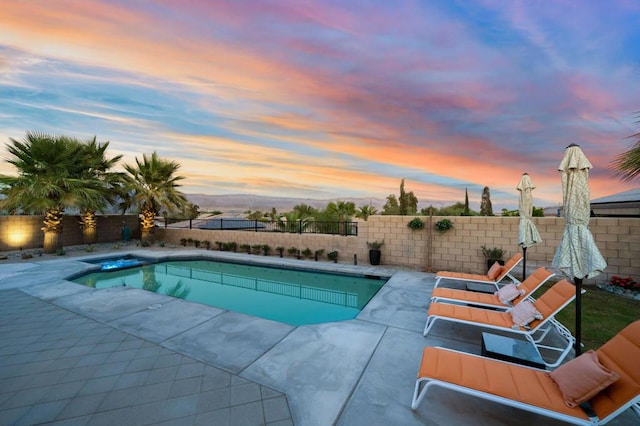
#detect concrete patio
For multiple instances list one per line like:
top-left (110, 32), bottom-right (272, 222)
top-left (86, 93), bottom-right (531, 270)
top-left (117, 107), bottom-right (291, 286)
top-left (1, 248), bottom-right (638, 425)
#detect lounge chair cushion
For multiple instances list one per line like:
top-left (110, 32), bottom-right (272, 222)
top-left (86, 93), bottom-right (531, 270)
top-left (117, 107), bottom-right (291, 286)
top-left (548, 350), bottom-right (620, 408)
top-left (495, 284), bottom-right (525, 305)
top-left (510, 300), bottom-right (543, 327)
top-left (487, 262), bottom-right (502, 280)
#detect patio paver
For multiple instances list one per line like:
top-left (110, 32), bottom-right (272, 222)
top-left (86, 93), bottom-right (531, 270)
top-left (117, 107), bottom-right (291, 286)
top-left (1, 248), bottom-right (639, 425)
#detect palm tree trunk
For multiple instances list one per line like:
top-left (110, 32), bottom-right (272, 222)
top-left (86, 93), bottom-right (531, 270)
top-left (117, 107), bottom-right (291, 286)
top-left (79, 209), bottom-right (97, 245)
top-left (140, 207), bottom-right (156, 242)
top-left (42, 206), bottom-right (64, 253)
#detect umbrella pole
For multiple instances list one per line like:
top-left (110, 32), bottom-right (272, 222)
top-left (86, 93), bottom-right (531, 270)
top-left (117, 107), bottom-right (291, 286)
top-left (575, 277), bottom-right (583, 356)
top-left (522, 247), bottom-right (527, 280)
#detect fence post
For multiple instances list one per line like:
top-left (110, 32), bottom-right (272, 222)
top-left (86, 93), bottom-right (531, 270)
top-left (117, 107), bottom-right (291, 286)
top-left (255, 220), bottom-right (258, 232)
top-left (299, 220), bottom-right (302, 234)
top-left (189, 219), bottom-right (192, 229)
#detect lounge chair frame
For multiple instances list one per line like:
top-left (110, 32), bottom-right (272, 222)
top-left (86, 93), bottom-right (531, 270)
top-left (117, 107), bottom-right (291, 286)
top-left (423, 280), bottom-right (577, 368)
top-left (412, 340), bottom-right (640, 425)
top-left (434, 252), bottom-right (523, 291)
top-left (411, 320), bottom-right (640, 425)
top-left (430, 267), bottom-right (555, 311)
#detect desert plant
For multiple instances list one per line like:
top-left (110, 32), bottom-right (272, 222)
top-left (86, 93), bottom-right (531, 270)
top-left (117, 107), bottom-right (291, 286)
top-left (251, 244), bottom-right (262, 254)
top-left (481, 245), bottom-right (505, 261)
top-left (302, 248), bottom-right (313, 258)
top-left (328, 250), bottom-right (339, 262)
top-left (85, 245), bottom-right (95, 253)
top-left (56, 248), bottom-right (66, 256)
top-left (434, 219), bottom-right (454, 234)
top-left (21, 251), bottom-right (33, 259)
top-left (226, 242), bottom-right (237, 252)
top-left (407, 217), bottom-right (425, 231)
top-left (216, 241), bottom-right (225, 250)
top-left (287, 246), bottom-right (298, 257)
top-left (201, 240), bottom-right (210, 249)
top-left (158, 241), bottom-right (165, 247)
top-left (193, 239), bottom-right (201, 248)
top-left (367, 240), bottom-right (385, 250)
top-left (276, 246), bottom-right (285, 257)
top-left (240, 243), bottom-right (251, 254)
top-left (262, 244), bottom-right (271, 256)
top-left (141, 240), bottom-right (151, 247)
top-left (187, 238), bottom-right (194, 246)
top-left (180, 238), bottom-right (187, 247)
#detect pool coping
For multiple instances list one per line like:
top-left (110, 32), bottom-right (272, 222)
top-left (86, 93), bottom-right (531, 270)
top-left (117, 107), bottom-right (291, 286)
top-left (69, 252), bottom-right (392, 327)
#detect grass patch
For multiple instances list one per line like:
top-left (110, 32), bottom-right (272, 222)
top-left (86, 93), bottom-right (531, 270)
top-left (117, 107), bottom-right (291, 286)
top-left (534, 282), bottom-right (640, 351)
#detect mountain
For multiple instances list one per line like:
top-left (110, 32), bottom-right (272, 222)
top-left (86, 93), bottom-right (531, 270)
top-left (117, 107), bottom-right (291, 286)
top-left (185, 193), bottom-right (386, 214)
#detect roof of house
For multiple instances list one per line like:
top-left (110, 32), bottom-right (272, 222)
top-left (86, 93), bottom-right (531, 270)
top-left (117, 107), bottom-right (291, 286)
top-left (591, 187), bottom-right (640, 204)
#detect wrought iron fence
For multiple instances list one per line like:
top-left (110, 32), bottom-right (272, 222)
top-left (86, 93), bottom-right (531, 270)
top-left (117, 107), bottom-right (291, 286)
top-left (161, 217), bottom-right (358, 236)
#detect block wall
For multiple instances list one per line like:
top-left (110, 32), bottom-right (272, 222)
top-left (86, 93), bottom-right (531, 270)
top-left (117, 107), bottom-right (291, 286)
top-left (0, 215), bottom-right (140, 251)
top-left (3, 214), bottom-right (638, 285)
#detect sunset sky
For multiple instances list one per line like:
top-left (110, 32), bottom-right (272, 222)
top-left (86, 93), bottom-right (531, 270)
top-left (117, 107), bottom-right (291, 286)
top-left (1, 0), bottom-right (639, 211)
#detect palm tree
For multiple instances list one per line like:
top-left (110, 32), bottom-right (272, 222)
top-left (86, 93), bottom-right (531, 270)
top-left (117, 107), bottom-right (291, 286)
top-left (121, 152), bottom-right (187, 241)
top-left (0, 132), bottom-right (104, 253)
top-left (77, 137), bottom-right (124, 244)
top-left (326, 200), bottom-right (355, 235)
top-left (611, 113), bottom-right (640, 182)
top-left (277, 211), bottom-right (310, 233)
top-left (355, 204), bottom-right (377, 221)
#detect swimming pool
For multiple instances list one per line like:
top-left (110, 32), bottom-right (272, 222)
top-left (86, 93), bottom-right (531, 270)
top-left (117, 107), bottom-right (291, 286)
top-left (72, 259), bottom-right (387, 325)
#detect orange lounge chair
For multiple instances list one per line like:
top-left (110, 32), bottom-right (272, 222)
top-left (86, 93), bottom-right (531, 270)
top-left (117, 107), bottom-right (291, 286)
top-left (434, 252), bottom-right (523, 290)
top-left (430, 267), bottom-right (555, 311)
top-left (424, 279), bottom-right (576, 368)
top-left (412, 320), bottom-right (640, 425)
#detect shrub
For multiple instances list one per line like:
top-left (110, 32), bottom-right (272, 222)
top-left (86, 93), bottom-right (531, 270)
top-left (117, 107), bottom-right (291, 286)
top-left (251, 244), bottom-right (262, 254)
top-left (609, 276), bottom-right (639, 291)
top-left (287, 246), bottom-right (298, 257)
top-left (180, 238), bottom-right (187, 247)
top-left (193, 239), bottom-right (201, 248)
top-left (201, 240), bottom-right (210, 249)
top-left (328, 250), bottom-right (339, 262)
top-left (85, 245), bottom-right (95, 253)
top-left (56, 248), bottom-right (66, 256)
top-left (276, 246), bottom-right (285, 257)
top-left (158, 240), bottom-right (166, 247)
top-left (225, 242), bottom-right (237, 252)
top-left (302, 248), bottom-right (313, 258)
top-left (240, 244), bottom-right (251, 254)
top-left (262, 244), bottom-right (271, 255)
top-left (407, 217), bottom-right (425, 230)
top-left (141, 240), bottom-right (151, 247)
top-left (434, 219), bottom-right (454, 234)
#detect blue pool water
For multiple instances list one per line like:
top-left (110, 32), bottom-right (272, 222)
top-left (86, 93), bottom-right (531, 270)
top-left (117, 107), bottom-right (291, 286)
top-left (72, 259), bottom-right (386, 325)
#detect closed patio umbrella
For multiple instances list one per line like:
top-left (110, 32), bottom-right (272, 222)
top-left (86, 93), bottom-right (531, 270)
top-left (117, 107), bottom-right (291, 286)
top-left (517, 173), bottom-right (542, 279)
top-left (552, 144), bottom-right (607, 356)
